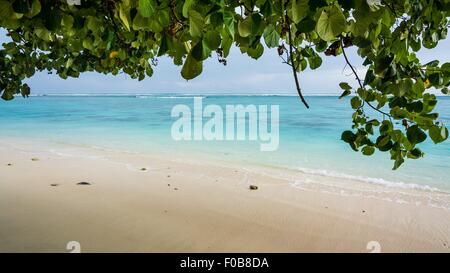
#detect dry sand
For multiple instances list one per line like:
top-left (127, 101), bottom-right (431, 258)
top-left (0, 138), bottom-right (449, 253)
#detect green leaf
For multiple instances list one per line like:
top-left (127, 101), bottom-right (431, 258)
top-left (291, 0), bottom-right (309, 24)
top-left (34, 27), bottom-right (52, 42)
top-left (263, 25), bottom-right (280, 48)
top-left (244, 43), bottom-right (264, 59)
top-left (407, 148), bottom-right (423, 159)
top-left (238, 16), bottom-right (252, 37)
top-left (20, 83), bottom-right (30, 97)
top-left (406, 125), bottom-right (427, 144)
top-left (298, 17), bottom-right (316, 33)
top-left (316, 5), bottom-right (346, 41)
top-left (223, 11), bottom-right (234, 37)
top-left (260, 0), bottom-right (273, 17)
top-left (209, 12), bottom-right (223, 28)
top-left (204, 30), bottom-right (221, 50)
top-left (12, 0), bottom-right (31, 14)
top-left (182, 0), bottom-right (195, 18)
top-left (221, 29), bottom-right (233, 57)
top-left (250, 14), bottom-right (264, 35)
top-left (339, 90), bottom-right (351, 99)
top-left (61, 15), bottom-right (74, 28)
top-left (429, 125), bottom-right (449, 144)
top-left (138, 0), bottom-right (156, 18)
top-left (341, 130), bottom-right (356, 143)
top-left (119, 5), bottom-right (131, 31)
top-left (27, 0), bottom-right (40, 18)
top-left (82, 37), bottom-right (94, 50)
top-left (1, 91), bottom-right (14, 101)
top-left (0, 1), bottom-right (14, 20)
top-left (374, 56), bottom-right (393, 76)
top-left (350, 96), bottom-right (362, 109)
top-left (189, 10), bottom-right (204, 38)
top-left (181, 54), bottom-right (203, 80)
top-left (191, 40), bottom-right (211, 61)
top-left (377, 135), bottom-right (391, 148)
top-left (362, 146), bottom-right (375, 156)
top-left (157, 33), bottom-right (170, 56)
top-left (339, 82), bottom-right (352, 90)
top-left (44, 9), bottom-right (61, 31)
top-left (392, 156), bottom-right (404, 170)
top-left (308, 55), bottom-right (322, 69)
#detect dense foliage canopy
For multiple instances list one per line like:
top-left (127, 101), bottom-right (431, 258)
top-left (0, 0), bottom-right (449, 168)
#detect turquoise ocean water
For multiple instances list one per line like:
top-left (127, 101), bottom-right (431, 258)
top-left (1, 95), bottom-right (449, 191)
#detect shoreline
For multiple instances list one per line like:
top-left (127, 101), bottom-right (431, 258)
top-left (1, 137), bottom-right (450, 252)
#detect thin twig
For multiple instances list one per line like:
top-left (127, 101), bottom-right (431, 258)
top-left (340, 39), bottom-right (396, 119)
top-left (287, 22), bottom-right (309, 108)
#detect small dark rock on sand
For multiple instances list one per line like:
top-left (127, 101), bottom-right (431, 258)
top-left (362, 210), bottom-right (366, 213)
top-left (6, 163), bottom-right (12, 166)
top-left (141, 168), bottom-right (147, 171)
top-left (174, 187), bottom-right (179, 190)
top-left (50, 183), bottom-right (59, 187)
top-left (249, 185), bottom-right (258, 190)
top-left (31, 158), bottom-right (39, 161)
top-left (77, 182), bottom-right (91, 185)
top-left (167, 175), bottom-right (171, 178)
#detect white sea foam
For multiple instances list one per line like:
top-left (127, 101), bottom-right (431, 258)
top-left (157, 96), bottom-right (205, 99)
top-left (135, 95), bottom-right (207, 99)
top-left (29, 93), bottom-right (341, 98)
top-left (295, 167), bottom-right (445, 193)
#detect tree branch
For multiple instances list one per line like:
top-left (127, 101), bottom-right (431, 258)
top-left (340, 39), bottom-right (395, 118)
top-left (287, 22), bottom-right (309, 108)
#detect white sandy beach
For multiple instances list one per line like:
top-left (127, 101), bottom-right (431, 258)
top-left (0, 138), bottom-right (449, 253)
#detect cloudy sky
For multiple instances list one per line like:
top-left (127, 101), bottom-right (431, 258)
top-left (1, 29), bottom-right (449, 95)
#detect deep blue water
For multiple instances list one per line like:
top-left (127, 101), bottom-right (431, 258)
top-left (1, 95), bottom-right (449, 191)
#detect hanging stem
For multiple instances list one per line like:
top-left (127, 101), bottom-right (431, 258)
top-left (286, 20), bottom-right (309, 108)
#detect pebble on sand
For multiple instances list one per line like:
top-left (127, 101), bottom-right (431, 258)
top-left (140, 168), bottom-right (147, 171)
top-left (50, 183), bottom-right (59, 187)
top-left (6, 163), bottom-right (12, 166)
top-left (31, 158), bottom-right (39, 161)
top-left (77, 182), bottom-right (91, 185)
top-left (249, 185), bottom-right (258, 190)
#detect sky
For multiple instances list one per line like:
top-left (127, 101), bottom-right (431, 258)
top-left (1, 29), bottom-right (449, 95)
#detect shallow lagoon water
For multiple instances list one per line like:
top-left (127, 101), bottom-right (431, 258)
top-left (1, 95), bottom-right (449, 191)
